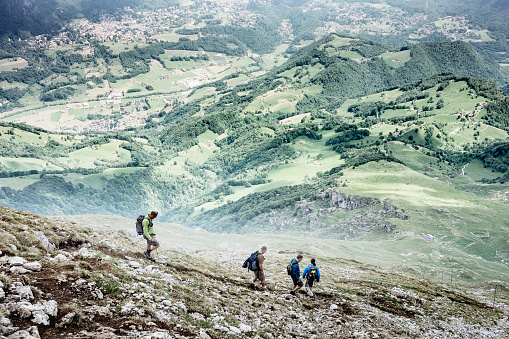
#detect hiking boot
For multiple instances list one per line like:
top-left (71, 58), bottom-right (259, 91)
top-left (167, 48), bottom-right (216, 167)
top-left (249, 282), bottom-right (255, 289)
top-left (290, 291), bottom-right (296, 295)
top-left (144, 251), bottom-right (155, 261)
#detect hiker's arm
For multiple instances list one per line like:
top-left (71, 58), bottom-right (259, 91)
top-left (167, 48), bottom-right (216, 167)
top-left (317, 267), bottom-right (320, 282)
top-left (302, 266), bottom-right (308, 278)
top-left (142, 218), bottom-right (152, 239)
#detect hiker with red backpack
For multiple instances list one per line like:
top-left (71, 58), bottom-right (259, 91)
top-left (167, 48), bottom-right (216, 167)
top-left (136, 211), bottom-right (160, 262)
top-left (302, 258), bottom-right (321, 297)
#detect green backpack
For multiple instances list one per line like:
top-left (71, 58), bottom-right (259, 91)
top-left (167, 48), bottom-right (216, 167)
top-left (287, 261), bottom-right (297, 275)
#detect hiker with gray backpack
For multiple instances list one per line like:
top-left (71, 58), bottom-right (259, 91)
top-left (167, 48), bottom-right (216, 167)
top-left (243, 246), bottom-right (267, 290)
top-left (135, 211), bottom-right (160, 262)
top-left (302, 258), bottom-right (321, 297)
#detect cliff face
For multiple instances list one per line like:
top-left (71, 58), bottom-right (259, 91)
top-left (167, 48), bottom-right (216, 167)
top-left (0, 206), bottom-right (508, 338)
top-left (254, 189), bottom-right (407, 238)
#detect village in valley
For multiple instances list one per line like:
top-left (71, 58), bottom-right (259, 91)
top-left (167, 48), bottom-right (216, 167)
top-left (0, 0), bottom-right (498, 133)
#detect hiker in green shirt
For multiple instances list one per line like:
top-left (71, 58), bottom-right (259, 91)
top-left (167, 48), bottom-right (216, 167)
top-left (143, 211), bottom-right (160, 261)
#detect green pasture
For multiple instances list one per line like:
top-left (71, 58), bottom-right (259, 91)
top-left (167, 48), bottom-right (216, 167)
top-left (58, 167), bottom-right (144, 189)
top-left (0, 80), bottom-right (27, 90)
top-left (321, 36), bottom-right (354, 49)
top-left (225, 74), bottom-right (250, 87)
top-left (0, 127), bottom-right (44, 145)
top-left (368, 123), bottom-right (399, 136)
top-left (157, 159), bottom-right (190, 177)
top-left (386, 142), bottom-right (446, 175)
top-left (157, 129), bottom-right (220, 176)
top-left (102, 42), bottom-right (148, 54)
top-left (338, 50), bottom-right (364, 60)
top-left (463, 159), bottom-right (504, 181)
top-left (0, 157), bottom-right (63, 172)
top-left (0, 58), bottom-right (28, 71)
top-left (0, 175), bottom-right (40, 190)
top-left (259, 43), bottom-right (289, 70)
top-left (379, 50), bottom-right (411, 68)
top-left (61, 139), bottom-right (131, 168)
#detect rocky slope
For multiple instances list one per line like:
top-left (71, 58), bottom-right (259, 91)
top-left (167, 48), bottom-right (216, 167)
top-left (0, 206), bottom-right (508, 338)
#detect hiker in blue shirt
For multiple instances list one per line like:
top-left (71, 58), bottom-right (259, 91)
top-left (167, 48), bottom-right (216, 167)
top-left (290, 254), bottom-right (304, 295)
top-left (302, 258), bottom-right (321, 297)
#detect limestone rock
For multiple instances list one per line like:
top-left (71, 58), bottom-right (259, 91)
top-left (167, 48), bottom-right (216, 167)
top-left (56, 312), bottom-right (75, 328)
top-left (33, 231), bottom-right (56, 250)
top-left (128, 261), bottom-right (142, 269)
top-left (41, 300), bottom-right (58, 317)
top-left (16, 286), bottom-right (34, 301)
top-left (8, 257), bottom-right (27, 266)
top-left (52, 254), bottom-right (69, 263)
top-left (10, 266), bottom-right (31, 274)
top-left (85, 306), bottom-right (111, 318)
top-left (23, 262), bottom-right (42, 272)
top-left (6, 329), bottom-right (39, 339)
top-left (239, 323), bottom-right (252, 332)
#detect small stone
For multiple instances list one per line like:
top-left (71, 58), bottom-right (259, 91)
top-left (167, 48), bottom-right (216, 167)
top-left (239, 323), bottom-right (252, 332)
top-left (9, 301), bottom-right (34, 318)
top-left (10, 266), bottom-right (31, 274)
top-left (56, 312), bottom-right (75, 328)
top-left (27, 326), bottom-right (41, 339)
top-left (31, 310), bottom-right (50, 325)
top-left (52, 254), bottom-right (69, 263)
top-left (85, 306), bottom-right (110, 317)
top-left (229, 326), bottom-right (241, 334)
top-left (330, 304), bottom-right (339, 310)
top-left (128, 261), bottom-right (141, 269)
top-left (5, 329), bottom-right (38, 339)
top-left (16, 286), bottom-right (34, 301)
top-left (23, 262), bottom-right (42, 272)
top-left (198, 329), bottom-right (211, 339)
top-left (41, 300), bottom-right (58, 317)
top-left (9, 244), bottom-right (17, 252)
top-left (8, 256), bottom-right (27, 266)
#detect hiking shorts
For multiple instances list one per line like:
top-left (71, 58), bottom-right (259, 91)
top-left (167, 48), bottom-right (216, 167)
top-left (292, 276), bottom-right (303, 287)
top-left (254, 270), bottom-right (265, 281)
top-left (144, 234), bottom-right (159, 247)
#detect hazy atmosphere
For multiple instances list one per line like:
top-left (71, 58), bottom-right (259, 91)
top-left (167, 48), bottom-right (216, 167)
top-left (0, 0), bottom-right (508, 338)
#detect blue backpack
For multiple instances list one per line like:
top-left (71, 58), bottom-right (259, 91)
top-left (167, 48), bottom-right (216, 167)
top-left (242, 252), bottom-right (259, 271)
